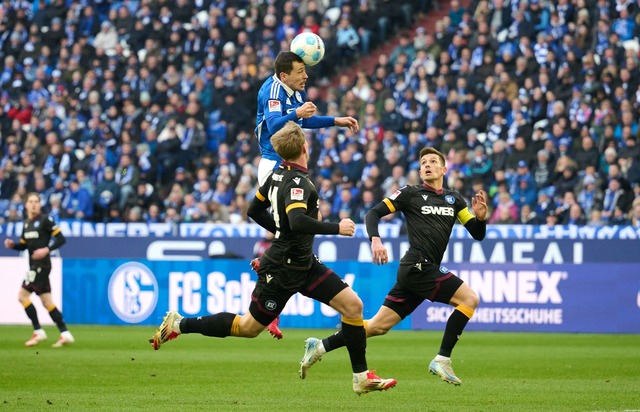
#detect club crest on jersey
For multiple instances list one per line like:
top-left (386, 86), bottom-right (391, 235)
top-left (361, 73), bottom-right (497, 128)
top-left (268, 100), bottom-right (281, 112)
top-left (389, 190), bottom-right (401, 200)
top-left (445, 195), bottom-right (455, 204)
top-left (291, 188), bottom-right (304, 200)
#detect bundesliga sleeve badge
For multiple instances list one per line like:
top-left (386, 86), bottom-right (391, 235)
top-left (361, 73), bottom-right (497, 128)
top-left (291, 188), bottom-right (304, 200)
top-left (268, 100), bottom-right (281, 112)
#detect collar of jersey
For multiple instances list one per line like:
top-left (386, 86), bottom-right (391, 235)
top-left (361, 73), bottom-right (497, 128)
top-left (272, 74), bottom-right (294, 97)
top-left (422, 182), bottom-right (444, 194)
top-left (280, 160), bottom-right (308, 174)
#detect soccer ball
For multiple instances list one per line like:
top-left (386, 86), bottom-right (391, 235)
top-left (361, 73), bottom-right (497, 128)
top-left (290, 32), bottom-right (325, 66)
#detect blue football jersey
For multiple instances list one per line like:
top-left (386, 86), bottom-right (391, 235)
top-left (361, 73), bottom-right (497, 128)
top-left (255, 75), bottom-right (307, 163)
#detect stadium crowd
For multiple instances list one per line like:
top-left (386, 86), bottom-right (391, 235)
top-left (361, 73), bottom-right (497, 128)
top-left (0, 0), bottom-right (639, 229)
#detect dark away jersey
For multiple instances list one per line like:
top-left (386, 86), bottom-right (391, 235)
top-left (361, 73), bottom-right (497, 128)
top-left (256, 161), bottom-right (320, 267)
top-left (19, 214), bottom-right (61, 268)
top-left (384, 184), bottom-right (476, 264)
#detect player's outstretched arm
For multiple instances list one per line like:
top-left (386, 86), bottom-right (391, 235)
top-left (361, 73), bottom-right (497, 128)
top-left (337, 218), bottom-right (355, 237)
top-left (334, 116), bottom-right (359, 133)
top-left (288, 208), bottom-right (340, 235)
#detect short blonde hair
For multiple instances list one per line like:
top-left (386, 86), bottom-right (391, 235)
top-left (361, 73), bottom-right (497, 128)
top-left (272, 121), bottom-right (306, 161)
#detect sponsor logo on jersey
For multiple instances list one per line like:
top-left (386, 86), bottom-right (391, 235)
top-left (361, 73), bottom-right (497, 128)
top-left (265, 300), bottom-right (277, 310)
top-left (421, 205), bottom-right (455, 216)
top-left (439, 265), bottom-right (449, 274)
top-left (445, 195), bottom-right (455, 204)
top-left (422, 195), bottom-right (428, 201)
top-left (272, 173), bottom-right (283, 181)
top-left (293, 177), bottom-right (301, 185)
top-left (24, 231), bottom-right (39, 239)
top-left (389, 190), bottom-right (401, 200)
top-left (266, 274), bottom-right (273, 283)
top-left (291, 188), bottom-right (304, 200)
top-left (108, 262), bottom-right (158, 323)
top-left (268, 100), bottom-right (281, 112)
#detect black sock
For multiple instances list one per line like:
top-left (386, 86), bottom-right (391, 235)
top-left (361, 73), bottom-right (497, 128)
top-left (322, 330), bottom-right (346, 352)
top-left (438, 309), bottom-right (471, 357)
top-left (48, 306), bottom-right (68, 333)
top-left (24, 303), bottom-right (41, 330)
top-left (342, 322), bottom-right (367, 373)
top-left (181, 313), bottom-right (237, 337)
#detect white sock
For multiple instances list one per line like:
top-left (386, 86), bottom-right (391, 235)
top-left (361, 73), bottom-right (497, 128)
top-left (317, 340), bottom-right (326, 355)
top-left (34, 328), bottom-right (45, 334)
top-left (353, 370), bottom-right (369, 382)
top-left (173, 319), bottom-right (182, 334)
top-left (435, 354), bottom-right (450, 362)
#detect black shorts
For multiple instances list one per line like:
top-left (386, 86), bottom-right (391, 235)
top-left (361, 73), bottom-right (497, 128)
top-left (382, 262), bottom-right (463, 319)
top-left (22, 266), bottom-right (52, 296)
top-left (249, 255), bottom-right (349, 326)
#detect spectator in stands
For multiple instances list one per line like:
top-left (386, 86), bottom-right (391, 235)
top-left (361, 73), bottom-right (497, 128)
top-left (629, 198), bottom-right (640, 227)
top-left (518, 204), bottom-right (539, 225)
top-left (335, 16), bottom-right (360, 68)
top-left (63, 178), bottom-right (93, 220)
top-left (489, 192), bottom-right (519, 224)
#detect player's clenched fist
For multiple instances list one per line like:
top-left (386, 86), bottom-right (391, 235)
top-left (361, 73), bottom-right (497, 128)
top-left (295, 102), bottom-right (317, 119)
top-left (338, 218), bottom-right (355, 237)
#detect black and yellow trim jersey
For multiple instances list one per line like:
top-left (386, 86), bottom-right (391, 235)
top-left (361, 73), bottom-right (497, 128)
top-left (383, 184), bottom-right (476, 264)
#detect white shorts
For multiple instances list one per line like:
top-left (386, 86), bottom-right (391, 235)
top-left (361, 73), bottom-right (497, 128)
top-left (257, 158), bottom-right (278, 186)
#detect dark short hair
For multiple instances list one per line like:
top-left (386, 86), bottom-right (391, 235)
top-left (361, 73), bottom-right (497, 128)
top-left (419, 147), bottom-right (446, 166)
top-left (274, 51), bottom-right (304, 79)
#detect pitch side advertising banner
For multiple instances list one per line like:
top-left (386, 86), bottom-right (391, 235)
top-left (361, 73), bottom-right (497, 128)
top-left (58, 259), bottom-right (640, 333)
top-left (412, 263), bottom-right (640, 333)
top-left (0, 237), bottom-right (638, 264)
top-left (60, 259), bottom-right (408, 329)
top-left (0, 257), bottom-right (63, 325)
top-left (2, 222), bottom-right (640, 240)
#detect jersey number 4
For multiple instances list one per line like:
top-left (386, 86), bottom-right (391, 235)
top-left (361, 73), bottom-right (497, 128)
top-left (268, 186), bottom-right (282, 239)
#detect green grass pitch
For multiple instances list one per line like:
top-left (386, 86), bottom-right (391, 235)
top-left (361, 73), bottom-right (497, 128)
top-left (1, 325), bottom-right (638, 411)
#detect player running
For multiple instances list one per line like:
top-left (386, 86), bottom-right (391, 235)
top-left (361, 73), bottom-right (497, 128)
top-left (298, 147), bottom-right (488, 385)
top-left (4, 192), bottom-right (75, 348)
top-left (151, 122), bottom-right (396, 395)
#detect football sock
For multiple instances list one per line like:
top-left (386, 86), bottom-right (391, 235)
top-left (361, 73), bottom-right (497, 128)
top-left (23, 301), bottom-right (41, 330)
top-left (322, 330), bottom-right (345, 352)
top-left (341, 317), bottom-right (367, 374)
top-left (47, 305), bottom-right (68, 332)
top-left (438, 305), bottom-right (474, 357)
top-left (180, 313), bottom-right (237, 337)
top-left (323, 320), bottom-right (367, 352)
